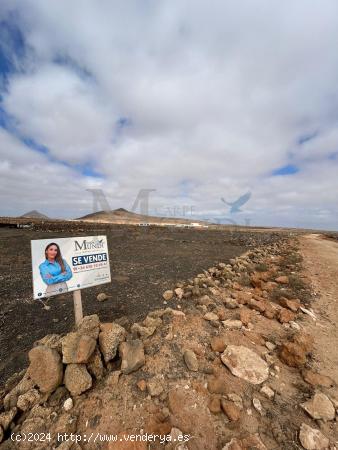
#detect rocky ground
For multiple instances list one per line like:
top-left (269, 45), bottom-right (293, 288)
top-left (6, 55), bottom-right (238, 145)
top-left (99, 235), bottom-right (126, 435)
top-left (0, 231), bottom-right (338, 449)
top-left (0, 223), bottom-right (284, 388)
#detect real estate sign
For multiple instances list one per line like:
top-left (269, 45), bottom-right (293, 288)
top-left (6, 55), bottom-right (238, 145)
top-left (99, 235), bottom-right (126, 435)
top-left (31, 235), bottom-right (111, 299)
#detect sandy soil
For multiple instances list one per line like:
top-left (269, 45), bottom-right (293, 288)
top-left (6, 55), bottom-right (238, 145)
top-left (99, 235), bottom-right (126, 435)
top-left (299, 234), bottom-right (338, 385)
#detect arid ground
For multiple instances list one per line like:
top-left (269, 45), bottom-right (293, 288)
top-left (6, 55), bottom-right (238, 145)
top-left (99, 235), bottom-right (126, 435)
top-left (0, 222), bottom-right (284, 388)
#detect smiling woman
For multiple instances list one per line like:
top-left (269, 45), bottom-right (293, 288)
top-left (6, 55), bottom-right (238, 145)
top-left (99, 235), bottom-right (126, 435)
top-left (39, 242), bottom-right (73, 297)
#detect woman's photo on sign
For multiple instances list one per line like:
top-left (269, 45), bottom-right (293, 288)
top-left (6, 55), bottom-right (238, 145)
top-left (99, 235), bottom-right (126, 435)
top-left (39, 242), bottom-right (73, 297)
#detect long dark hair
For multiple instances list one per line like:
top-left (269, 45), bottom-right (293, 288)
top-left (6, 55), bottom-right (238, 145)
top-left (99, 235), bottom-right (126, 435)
top-left (45, 242), bottom-right (65, 272)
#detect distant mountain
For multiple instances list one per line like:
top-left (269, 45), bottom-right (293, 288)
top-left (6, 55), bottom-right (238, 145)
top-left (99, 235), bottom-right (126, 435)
top-left (20, 210), bottom-right (49, 219)
top-left (76, 208), bottom-right (206, 226)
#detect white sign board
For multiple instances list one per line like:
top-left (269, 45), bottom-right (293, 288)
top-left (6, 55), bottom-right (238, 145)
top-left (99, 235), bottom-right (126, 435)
top-left (31, 235), bottom-right (111, 299)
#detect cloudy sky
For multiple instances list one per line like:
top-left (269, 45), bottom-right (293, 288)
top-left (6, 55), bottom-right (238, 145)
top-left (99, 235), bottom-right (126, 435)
top-left (0, 1), bottom-right (338, 229)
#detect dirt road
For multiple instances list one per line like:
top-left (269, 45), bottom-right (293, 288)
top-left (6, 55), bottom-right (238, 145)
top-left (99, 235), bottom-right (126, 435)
top-left (299, 233), bottom-right (338, 385)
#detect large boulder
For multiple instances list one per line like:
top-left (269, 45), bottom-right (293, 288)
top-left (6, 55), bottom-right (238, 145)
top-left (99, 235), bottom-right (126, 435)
top-left (64, 364), bottom-right (92, 396)
top-left (28, 345), bottom-right (63, 393)
top-left (221, 345), bottom-right (269, 385)
top-left (99, 323), bottom-right (126, 362)
top-left (62, 332), bottom-right (96, 364)
top-left (119, 339), bottom-right (145, 374)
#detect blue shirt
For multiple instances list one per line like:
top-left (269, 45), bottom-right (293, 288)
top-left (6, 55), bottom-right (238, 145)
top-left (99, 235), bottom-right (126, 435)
top-left (39, 259), bottom-right (73, 285)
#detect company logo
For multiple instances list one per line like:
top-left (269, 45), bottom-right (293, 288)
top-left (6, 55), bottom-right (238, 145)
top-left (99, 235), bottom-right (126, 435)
top-left (74, 237), bottom-right (104, 251)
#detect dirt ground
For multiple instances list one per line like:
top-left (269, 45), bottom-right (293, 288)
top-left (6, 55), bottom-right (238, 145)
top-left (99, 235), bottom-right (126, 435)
top-left (0, 223), bottom-right (284, 388)
top-left (1, 229), bottom-right (338, 449)
top-left (299, 234), bottom-right (338, 386)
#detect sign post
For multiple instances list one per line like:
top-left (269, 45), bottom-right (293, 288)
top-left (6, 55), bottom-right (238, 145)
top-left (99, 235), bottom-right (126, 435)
top-left (31, 236), bottom-right (111, 326)
top-left (73, 290), bottom-right (83, 326)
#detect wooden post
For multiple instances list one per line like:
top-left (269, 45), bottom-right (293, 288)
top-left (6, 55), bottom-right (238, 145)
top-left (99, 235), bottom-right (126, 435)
top-left (73, 289), bottom-right (83, 326)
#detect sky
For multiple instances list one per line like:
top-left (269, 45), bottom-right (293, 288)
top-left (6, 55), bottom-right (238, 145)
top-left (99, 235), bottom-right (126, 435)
top-left (0, 0), bottom-right (338, 230)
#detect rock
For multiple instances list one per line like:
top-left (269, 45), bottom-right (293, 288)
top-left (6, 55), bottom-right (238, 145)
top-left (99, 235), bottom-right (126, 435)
top-left (264, 304), bottom-right (276, 319)
top-left (302, 370), bottom-right (334, 388)
top-left (280, 332), bottom-right (314, 368)
top-left (0, 426), bottom-right (3, 444)
top-left (279, 298), bottom-right (300, 312)
top-left (21, 416), bottom-right (46, 434)
top-left (137, 379), bottom-right (147, 391)
top-left (220, 399), bottom-right (241, 421)
top-left (208, 395), bottom-right (221, 413)
top-left (17, 388), bottom-right (41, 412)
top-left (235, 291), bottom-right (252, 305)
top-left (168, 388), bottom-right (217, 450)
top-left (3, 372), bottom-right (34, 410)
top-left (265, 341), bottom-right (276, 351)
top-left (168, 427), bottom-right (188, 450)
top-left (76, 314), bottom-right (100, 339)
top-left (34, 334), bottom-right (62, 353)
top-left (163, 290), bottom-right (174, 301)
top-left (249, 299), bottom-right (266, 313)
top-left (99, 323), bottom-right (126, 362)
top-left (175, 288), bottom-right (184, 299)
top-left (147, 379), bottom-right (164, 397)
top-left (222, 438), bottom-right (243, 450)
top-left (87, 346), bottom-right (104, 379)
top-left (275, 276), bottom-right (289, 284)
top-left (290, 321), bottom-right (301, 330)
top-left (239, 308), bottom-right (252, 326)
top-left (300, 306), bottom-right (317, 321)
top-left (224, 298), bottom-right (239, 309)
top-left (278, 308), bottom-right (296, 323)
top-left (221, 345), bottom-right (269, 384)
top-left (54, 413), bottom-right (77, 435)
top-left (183, 350), bottom-right (198, 372)
top-left (62, 332), bottom-right (96, 364)
top-left (143, 315), bottom-right (162, 329)
top-left (251, 273), bottom-right (263, 289)
top-left (294, 333), bottom-right (314, 353)
top-left (280, 342), bottom-right (306, 367)
top-left (28, 345), bottom-right (63, 393)
top-left (242, 434), bottom-right (267, 450)
top-left (63, 398), bottom-right (73, 411)
top-left (301, 393), bottom-right (335, 421)
top-left (299, 423), bottom-right (329, 450)
top-left (119, 339), bottom-right (145, 374)
top-left (97, 292), bottom-right (109, 302)
top-left (226, 393), bottom-right (243, 409)
top-left (130, 323), bottom-right (156, 340)
top-left (0, 407), bottom-right (17, 431)
top-left (48, 386), bottom-right (69, 407)
top-left (204, 312), bottom-right (219, 321)
top-left (260, 385), bottom-right (274, 399)
top-left (222, 319), bottom-right (242, 329)
top-left (252, 397), bottom-right (263, 415)
top-left (64, 364), bottom-right (92, 396)
top-left (106, 370), bottom-right (121, 386)
top-left (210, 336), bottom-right (226, 352)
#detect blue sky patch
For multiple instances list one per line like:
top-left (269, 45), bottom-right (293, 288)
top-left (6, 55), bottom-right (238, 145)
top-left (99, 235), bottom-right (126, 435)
top-left (0, 15), bottom-right (25, 82)
top-left (272, 164), bottom-right (300, 176)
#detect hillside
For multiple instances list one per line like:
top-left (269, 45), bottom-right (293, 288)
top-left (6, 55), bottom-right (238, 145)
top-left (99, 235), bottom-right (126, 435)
top-left (77, 208), bottom-right (207, 226)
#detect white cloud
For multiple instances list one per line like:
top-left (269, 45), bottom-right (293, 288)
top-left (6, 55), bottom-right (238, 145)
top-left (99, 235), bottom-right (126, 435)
top-left (0, 0), bottom-right (338, 229)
